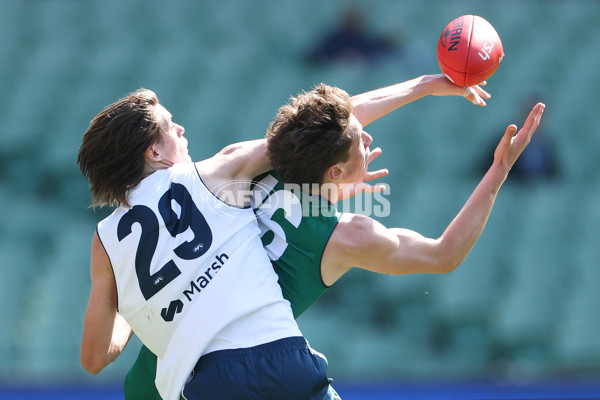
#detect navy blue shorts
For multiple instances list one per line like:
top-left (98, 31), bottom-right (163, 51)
top-left (182, 337), bottom-right (338, 400)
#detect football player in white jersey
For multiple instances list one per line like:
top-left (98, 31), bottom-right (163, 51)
top-left (77, 89), bottom-right (340, 400)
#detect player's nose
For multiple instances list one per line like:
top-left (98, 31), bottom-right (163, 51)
top-left (363, 131), bottom-right (373, 147)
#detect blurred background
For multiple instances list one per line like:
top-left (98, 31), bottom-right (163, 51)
top-left (1, 0), bottom-right (599, 399)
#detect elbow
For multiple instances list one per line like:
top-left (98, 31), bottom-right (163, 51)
top-left (438, 259), bottom-right (461, 274)
top-left (81, 351), bottom-right (106, 375)
top-left (81, 361), bottom-right (102, 375)
top-left (403, 255), bottom-right (460, 275)
top-left (433, 238), bottom-right (468, 274)
top-left (435, 250), bottom-right (465, 274)
top-left (429, 247), bottom-right (462, 274)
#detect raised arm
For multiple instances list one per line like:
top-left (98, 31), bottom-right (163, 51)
top-left (322, 103), bottom-right (545, 284)
top-left (197, 138), bottom-right (272, 185)
top-left (81, 232), bottom-right (133, 374)
top-left (351, 74), bottom-right (490, 127)
top-left (210, 76), bottom-right (484, 182)
top-left (196, 139), bottom-right (273, 207)
top-left (210, 138), bottom-right (271, 181)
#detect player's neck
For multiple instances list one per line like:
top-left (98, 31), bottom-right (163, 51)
top-left (317, 178), bottom-right (342, 203)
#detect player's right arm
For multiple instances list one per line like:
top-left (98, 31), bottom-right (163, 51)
top-left (351, 74), bottom-right (490, 127)
top-left (81, 232), bottom-right (133, 374)
top-left (322, 103), bottom-right (545, 284)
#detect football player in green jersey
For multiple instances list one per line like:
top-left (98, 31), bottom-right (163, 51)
top-left (265, 77), bottom-right (543, 288)
top-left (124, 74), bottom-right (529, 399)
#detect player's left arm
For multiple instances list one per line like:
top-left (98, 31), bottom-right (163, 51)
top-left (327, 180), bottom-right (506, 281)
top-left (324, 103), bottom-right (545, 281)
top-left (351, 74), bottom-right (490, 127)
top-left (81, 231), bottom-right (133, 374)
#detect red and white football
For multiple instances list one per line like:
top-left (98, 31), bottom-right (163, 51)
top-left (436, 15), bottom-right (505, 87)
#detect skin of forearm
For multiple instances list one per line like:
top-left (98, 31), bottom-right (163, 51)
top-left (436, 163), bottom-right (508, 272)
top-left (109, 313), bottom-right (133, 362)
top-left (87, 313), bottom-right (132, 373)
top-left (351, 75), bottom-right (434, 127)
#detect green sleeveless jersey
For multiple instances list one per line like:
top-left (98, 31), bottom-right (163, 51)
top-left (124, 171), bottom-right (341, 399)
top-left (251, 171), bottom-right (341, 318)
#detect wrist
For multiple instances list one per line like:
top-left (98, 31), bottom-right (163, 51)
top-left (484, 163), bottom-right (509, 189)
top-left (422, 74), bottom-right (449, 96)
top-left (418, 75), bottom-right (437, 95)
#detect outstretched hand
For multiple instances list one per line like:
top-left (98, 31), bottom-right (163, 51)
top-left (430, 73), bottom-right (491, 106)
top-left (494, 102), bottom-right (546, 170)
top-left (338, 147), bottom-right (389, 201)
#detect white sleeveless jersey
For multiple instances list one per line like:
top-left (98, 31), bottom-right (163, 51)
top-left (96, 162), bottom-right (301, 400)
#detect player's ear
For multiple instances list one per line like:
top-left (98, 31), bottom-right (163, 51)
top-left (145, 144), bottom-right (161, 162)
top-left (326, 163), bottom-right (344, 181)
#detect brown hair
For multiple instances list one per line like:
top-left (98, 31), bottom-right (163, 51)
top-left (266, 84), bottom-right (355, 185)
top-left (77, 89), bottom-right (163, 208)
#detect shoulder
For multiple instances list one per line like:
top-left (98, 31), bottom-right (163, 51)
top-left (325, 213), bottom-right (398, 267)
top-left (90, 231), bottom-right (114, 280)
top-left (333, 213), bottom-right (397, 248)
top-left (91, 230), bottom-right (105, 253)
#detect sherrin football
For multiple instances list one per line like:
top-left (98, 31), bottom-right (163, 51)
top-left (436, 15), bottom-right (505, 87)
